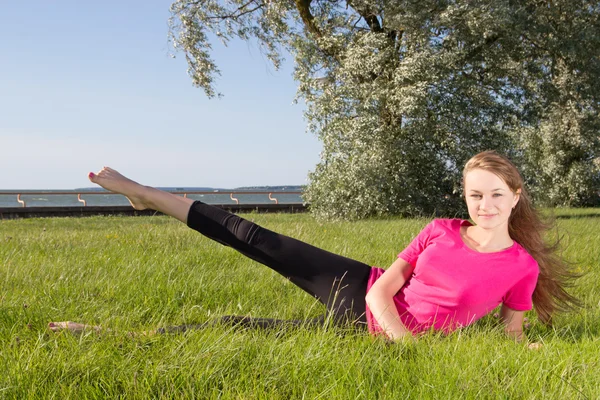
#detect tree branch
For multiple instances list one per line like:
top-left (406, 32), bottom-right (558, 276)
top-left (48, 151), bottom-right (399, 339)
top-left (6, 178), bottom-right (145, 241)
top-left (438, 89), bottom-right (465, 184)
top-left (463, 34), bottom-right (501, 61)
top-left (206, 1), bottom-right (265, 21)
top-left (293, 0), bottom-right (343, 62)
top-left (295, 0), bottom-right (323, 38)
top-left (346, 0), bottom-right (383, 33)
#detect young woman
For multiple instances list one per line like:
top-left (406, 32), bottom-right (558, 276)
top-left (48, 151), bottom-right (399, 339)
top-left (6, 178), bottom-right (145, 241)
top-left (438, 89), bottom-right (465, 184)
top-left (50, 151), bottom-right (580, 342)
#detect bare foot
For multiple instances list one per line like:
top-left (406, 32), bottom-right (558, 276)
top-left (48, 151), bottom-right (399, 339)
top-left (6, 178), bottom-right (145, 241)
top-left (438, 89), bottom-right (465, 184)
top-left (88, 167), bottom-right (150, 210)
top-left (48, 321), bottom-right (103, 334)
top-left (528, 342), bottom-right (543, 350)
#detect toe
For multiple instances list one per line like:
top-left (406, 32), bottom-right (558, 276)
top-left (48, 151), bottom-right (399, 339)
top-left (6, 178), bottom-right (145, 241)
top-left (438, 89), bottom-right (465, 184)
top-left (48, 321), bottom-right (70, 331)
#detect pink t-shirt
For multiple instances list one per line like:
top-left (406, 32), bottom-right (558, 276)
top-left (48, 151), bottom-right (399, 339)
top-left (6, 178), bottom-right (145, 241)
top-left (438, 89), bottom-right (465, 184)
top-left (366, 219), bottom-right (539, 335)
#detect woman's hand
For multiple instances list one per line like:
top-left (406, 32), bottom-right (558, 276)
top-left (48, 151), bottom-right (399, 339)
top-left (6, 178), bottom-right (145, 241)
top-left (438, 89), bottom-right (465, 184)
top-left (366, 258), bottom-right (415, 341)
top-left (393, 332), bottom-right (418, 344)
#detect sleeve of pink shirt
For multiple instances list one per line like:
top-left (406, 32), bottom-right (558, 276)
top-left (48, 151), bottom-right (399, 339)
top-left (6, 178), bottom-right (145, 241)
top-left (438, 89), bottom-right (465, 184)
top-left (397, 220), bottom-right (435, 266)
top-left (501, 265), bottom-right (539, 311)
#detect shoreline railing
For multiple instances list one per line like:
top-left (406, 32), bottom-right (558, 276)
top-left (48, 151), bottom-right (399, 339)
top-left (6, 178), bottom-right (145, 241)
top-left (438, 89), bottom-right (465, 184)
top-left (1, 191), bottom-right (304, 208)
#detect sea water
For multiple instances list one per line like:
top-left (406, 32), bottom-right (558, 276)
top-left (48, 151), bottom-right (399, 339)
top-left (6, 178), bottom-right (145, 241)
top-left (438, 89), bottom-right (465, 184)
top-left (0, 190), bottom-right (304, 208)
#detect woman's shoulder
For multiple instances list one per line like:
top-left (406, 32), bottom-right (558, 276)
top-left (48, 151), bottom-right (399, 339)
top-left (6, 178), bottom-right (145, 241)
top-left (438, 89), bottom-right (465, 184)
top-left (512, 241), bottom-right (541, 272)
top-left (428, 218), bottom-right (469, 232)
top-left (410, 219), bottom-right (467, 241)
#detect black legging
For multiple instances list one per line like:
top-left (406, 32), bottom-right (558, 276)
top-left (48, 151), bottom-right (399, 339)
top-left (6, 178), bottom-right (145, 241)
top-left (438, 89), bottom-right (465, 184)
top-left (166, 201), bottom-right (372, 332)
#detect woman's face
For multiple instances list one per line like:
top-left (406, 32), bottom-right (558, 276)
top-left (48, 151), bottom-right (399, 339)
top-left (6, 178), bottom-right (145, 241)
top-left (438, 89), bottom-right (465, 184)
top-left (464, 168), bottom-right (520, 231)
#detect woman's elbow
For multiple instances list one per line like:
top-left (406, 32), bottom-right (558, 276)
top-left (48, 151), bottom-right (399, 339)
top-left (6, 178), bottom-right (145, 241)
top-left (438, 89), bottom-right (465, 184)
top-left (365, 287), bottom-right (382, 308)
top-left (365, 290), bottom-right (375, 307)
top-left (365, 287), bottom-right (392, 309)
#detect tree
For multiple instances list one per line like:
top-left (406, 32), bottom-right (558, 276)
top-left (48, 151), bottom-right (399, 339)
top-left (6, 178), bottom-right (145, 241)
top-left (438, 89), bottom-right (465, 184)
top-left (518, 100), bottom-right (600, 207)
top-left (169, 0), bottom-right (600, 218)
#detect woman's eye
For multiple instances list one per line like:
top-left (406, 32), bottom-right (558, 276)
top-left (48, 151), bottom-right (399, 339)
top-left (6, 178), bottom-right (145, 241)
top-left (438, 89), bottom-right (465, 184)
top-left (470, 195), bottom-right (482, 199)
top-left (493, 193), bottom-right (503, 197)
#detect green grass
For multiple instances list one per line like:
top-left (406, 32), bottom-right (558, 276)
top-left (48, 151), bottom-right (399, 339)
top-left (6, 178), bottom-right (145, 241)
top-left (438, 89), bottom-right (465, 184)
top-left (1, 210), bottom-right (599, 399)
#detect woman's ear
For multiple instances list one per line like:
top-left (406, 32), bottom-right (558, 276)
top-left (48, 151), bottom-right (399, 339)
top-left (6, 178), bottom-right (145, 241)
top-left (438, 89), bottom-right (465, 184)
top-left (513, 189), bottom-right (521, 208)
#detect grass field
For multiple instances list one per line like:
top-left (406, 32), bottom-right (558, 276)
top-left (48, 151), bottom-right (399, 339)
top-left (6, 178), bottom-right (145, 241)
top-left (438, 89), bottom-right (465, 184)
top-left (1, 210), bottom-right (599, 399)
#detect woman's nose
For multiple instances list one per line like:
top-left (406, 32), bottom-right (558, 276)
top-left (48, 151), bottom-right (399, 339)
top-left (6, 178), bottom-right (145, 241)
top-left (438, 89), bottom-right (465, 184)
top-left (480, 195), bottom-right (492, 209)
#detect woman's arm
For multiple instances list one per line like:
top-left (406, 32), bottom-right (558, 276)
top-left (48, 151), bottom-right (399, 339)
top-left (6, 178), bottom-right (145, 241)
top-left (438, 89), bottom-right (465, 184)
top-left (365, 257), bottom-right (415, 341)
top-left (499, 304), bottom-right (526, 341)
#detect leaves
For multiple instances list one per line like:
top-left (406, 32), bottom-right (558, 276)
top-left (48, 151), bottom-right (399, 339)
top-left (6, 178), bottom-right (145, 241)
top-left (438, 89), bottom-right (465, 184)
top-left (169, 0), bottom-right (600, 218)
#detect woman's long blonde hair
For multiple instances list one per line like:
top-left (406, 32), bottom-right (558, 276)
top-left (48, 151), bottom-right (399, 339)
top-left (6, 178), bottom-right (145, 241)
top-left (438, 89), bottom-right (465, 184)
top-left (463, 150), bottom-right (581, 324)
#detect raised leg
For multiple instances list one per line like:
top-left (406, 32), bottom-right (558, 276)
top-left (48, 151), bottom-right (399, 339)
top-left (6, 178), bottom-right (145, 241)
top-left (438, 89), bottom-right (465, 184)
top-left (88, 167), bottom-right (194, 223)
top-left (87, 167), bottom-right (372, 325)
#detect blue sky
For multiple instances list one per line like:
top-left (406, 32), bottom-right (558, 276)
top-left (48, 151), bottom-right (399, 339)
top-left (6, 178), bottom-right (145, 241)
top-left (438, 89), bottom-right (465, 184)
top-left (0, 1), bottom-right (321, 189)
